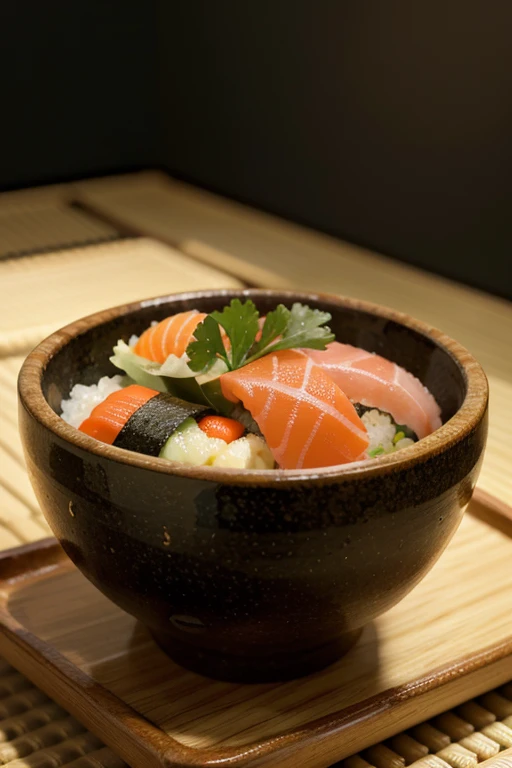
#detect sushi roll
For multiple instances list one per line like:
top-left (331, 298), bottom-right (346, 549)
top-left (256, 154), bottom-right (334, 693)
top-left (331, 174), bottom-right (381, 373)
top-left (78, 384), bottom-right (212, 455)
top-left (75, 384), bottom-right (274, 468)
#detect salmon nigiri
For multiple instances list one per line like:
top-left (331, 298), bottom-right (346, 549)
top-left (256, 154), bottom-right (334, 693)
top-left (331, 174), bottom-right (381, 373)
top-left (306, 342), bottom-right (441, 439)
top-left (220, 350), bottom-right (369, 469)
top-left (134, 310), bottom-right (207, 363)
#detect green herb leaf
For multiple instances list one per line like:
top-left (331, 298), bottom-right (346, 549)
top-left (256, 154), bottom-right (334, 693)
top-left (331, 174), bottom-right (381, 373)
top-left (187, 315), bottom-right (229, 373)
top-left (210, 298), bottom-right (260, 370)
top-left (368, 446), bottom-right (386, 457)
top-left (247, 303), bottom-right (334, 360)
top-left (251, 304), bottom-right (290, 356)
top-left (186, 299), bottom-right (335, 374)
top-left (277, 302), bottom-right (334, 349)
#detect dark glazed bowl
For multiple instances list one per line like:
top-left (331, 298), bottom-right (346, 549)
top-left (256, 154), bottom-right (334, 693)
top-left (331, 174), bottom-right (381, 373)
top-left (18, 290), bottom-right (488, 682)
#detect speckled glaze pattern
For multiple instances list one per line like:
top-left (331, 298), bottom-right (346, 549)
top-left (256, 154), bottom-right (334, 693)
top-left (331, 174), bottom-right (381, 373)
top-left (18, 290), bottom-right (488, 681)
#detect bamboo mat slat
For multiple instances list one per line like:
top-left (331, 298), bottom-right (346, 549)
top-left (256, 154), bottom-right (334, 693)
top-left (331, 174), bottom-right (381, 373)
top-left (0, 355), bottom-right (51, 546)
top-left (0, 183), bottom-right (77, 209)
top-left (0, 238), bottom-right (243, 357)
top-left (0, 203), bottom-right (119, 260)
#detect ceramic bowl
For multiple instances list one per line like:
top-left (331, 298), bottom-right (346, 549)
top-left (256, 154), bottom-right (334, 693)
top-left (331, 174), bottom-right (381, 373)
top-left (18, 290), bottom-right (488, 682)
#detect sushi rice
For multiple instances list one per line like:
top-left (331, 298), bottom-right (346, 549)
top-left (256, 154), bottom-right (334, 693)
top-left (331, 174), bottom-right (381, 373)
top-left (61, 376), bottom-right (415, 466)
top-left (61, 376), bottom-right (124, 429)
top-left (361, 409), bottom-right (415, 456)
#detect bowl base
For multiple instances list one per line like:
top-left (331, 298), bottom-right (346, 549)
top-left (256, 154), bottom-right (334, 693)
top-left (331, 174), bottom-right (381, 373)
top-left (150, 626), bottom-right (363, 683)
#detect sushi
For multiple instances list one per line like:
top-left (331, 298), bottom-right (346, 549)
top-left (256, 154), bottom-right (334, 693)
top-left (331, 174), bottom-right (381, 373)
top-left (78, 384), bottom-right (211, 454)
top-left (306, 342), bottom-right (441, 439)
top-left (60, 299), bottom-right (443, 470)
top-left (133, 310), bottom-right (207, 362)
top-left (220, 350), bottom-right (369, 469)
top-left (76, 384), bottom-right (273, 468)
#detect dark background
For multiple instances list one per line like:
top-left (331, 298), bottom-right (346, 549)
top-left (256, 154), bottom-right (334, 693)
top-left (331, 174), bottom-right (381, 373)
top-left (1, 1), bottom-right (511, 299)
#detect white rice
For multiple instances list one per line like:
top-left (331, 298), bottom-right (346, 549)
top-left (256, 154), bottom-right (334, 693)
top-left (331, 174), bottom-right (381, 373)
top-left (60, 375), bottom-right (123, 428)
top-left (362, 409), bottom-right (415, 455)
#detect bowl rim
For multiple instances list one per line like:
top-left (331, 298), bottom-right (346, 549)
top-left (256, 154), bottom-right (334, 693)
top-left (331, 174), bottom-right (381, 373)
top-left (18, 288), bottom-right (489, 486)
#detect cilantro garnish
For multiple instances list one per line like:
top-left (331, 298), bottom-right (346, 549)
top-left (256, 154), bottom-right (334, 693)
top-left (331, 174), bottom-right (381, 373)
top-left (186, 315), bottom-right (230, 372)
top-left (250, 303), bottom-right (289, 357)
top-left (186, 299), bottom-right (335, 373)
top-left (211, 298), bottom-right (260, 370)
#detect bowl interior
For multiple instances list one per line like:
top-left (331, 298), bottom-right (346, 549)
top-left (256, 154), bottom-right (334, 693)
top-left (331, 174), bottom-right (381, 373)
top-left (41, 291), bottom-right (467, 426)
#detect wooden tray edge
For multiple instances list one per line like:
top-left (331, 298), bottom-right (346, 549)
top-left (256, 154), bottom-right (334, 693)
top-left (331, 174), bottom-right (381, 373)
top-left (0, 488), bottom-right (509, 768)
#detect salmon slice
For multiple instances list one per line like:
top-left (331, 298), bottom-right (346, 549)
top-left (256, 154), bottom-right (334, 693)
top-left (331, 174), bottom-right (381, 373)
top-left (220, 350), bottom-right (369, 469)
top-left (79, 384), bottom-right (158, 444)
top-left (134, 311), bottom-right (207, 363)
top-left (306, 342), bottom-right (442, 439)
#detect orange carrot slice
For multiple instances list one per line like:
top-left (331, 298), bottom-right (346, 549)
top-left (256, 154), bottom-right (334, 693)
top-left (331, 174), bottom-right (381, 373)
top-left (197, 415), bottom-right (245, 443)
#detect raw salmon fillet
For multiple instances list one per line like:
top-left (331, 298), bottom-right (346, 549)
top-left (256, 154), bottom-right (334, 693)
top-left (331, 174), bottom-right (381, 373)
top-left (78, 384), bottom-right (158, 444)
top-left (307, 342), bottom-right (442, 439)
top-left (134, 310), bottom-right (206, 363)
top-left (220, 350), bottom-right (369, 469)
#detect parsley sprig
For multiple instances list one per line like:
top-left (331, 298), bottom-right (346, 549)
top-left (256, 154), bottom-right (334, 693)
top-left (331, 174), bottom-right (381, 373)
top-left (186, 299), bottom-right (335, 373)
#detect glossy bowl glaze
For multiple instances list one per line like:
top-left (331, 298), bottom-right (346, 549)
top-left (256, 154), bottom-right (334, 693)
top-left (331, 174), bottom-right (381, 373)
top-left (18, 290), bottom-right (488, 682)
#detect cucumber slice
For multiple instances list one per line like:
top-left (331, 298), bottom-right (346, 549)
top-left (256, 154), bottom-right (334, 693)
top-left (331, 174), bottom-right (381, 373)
top-left (160, 418), bottom-right (226, 465)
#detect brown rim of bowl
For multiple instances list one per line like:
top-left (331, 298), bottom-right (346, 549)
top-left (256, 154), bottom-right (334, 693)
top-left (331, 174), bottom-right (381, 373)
top-left (18, 289), bottom-right (489, 486)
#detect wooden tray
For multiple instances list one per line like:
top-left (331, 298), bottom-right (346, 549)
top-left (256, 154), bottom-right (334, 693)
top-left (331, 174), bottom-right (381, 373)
top-left (0, 490), bottom-right (510, 768)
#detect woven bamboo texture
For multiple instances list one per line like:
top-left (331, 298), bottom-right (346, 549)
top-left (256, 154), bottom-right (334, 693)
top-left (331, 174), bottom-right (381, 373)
top-left (0, 237), bottom-right (242, 357)
top-left (0, 192), bottom-right (119, 260)
top-left (0, 175), bottom-right (510, 766)
top-left (0, 355), bottom-right (51, 544)
top-left (0, 657), bottom-right (508, 767)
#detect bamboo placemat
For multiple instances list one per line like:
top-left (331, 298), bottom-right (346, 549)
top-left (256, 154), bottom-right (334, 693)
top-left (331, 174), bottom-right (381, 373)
top-left (0, 355), bottom-right (50, 546)
top-left (0, 198), bottom-right (119, 260)
top-left (0, 237), bottom-right (243, 357)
